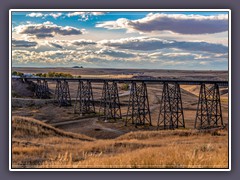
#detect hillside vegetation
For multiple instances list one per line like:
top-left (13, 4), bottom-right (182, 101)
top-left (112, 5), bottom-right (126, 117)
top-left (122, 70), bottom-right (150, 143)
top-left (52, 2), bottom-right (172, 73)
top-left (12, 116), bottom-right (94, 141)
top-left (34, 72), bottom-right (74, 78)
top-left (12, 116), bottom-right (228, 168)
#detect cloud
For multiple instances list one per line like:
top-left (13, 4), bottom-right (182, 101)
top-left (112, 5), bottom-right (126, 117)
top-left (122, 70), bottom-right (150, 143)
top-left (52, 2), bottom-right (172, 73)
top-left (26, 12), bottom-right (105, 20)
top-left (43, 21), bottom-right (54, 25)
top-left (12, 47), bottom-right (137, 65)
top-left (12, 50), bottom-right (72, 64)
top-left (11, 35), bottom-right (228, 69)
top-left (67, 12), bottom-right (105, 21)
top-left (26, 12), bottom-right (44, 18)
top-left (49, 13), bottom-right (62, 19)
top-left (148, 52), bottom-right (194, 60)
top-left (14, 22), bottom-right (84, 39)
top-left (199, 61), bottom-right (209, 65)
top-left (67, 12), bottom-right (105, 17)
top-left (12, 46), bottom-right (228, 69)
top-left (99, 37), bottom-right (228, 54)
top-left (148, 51), bottom-right (227, 63)
top-left (12, 39), bottom-right (38, 47)
top-left (48, 42), bottom-right (63, 49)
top-left (71, 39), bottom-right (97, 46)
top-left (96, 48), bottom-right (135, 58)
top-left (96, 13), bottom-right (228, 34)
top-left (26, 12), bottom-right (63, 19)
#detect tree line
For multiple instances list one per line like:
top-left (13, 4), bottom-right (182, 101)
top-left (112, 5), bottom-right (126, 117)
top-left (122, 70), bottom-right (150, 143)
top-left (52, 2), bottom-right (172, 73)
top-left (12, 71), bottom-right (81, 78)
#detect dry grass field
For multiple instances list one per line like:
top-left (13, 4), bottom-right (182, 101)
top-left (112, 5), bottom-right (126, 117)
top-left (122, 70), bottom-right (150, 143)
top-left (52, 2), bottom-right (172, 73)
top-left (12, 116), bottom-right (228, 168)
top-left (11, 68), bottom-right (229, 169)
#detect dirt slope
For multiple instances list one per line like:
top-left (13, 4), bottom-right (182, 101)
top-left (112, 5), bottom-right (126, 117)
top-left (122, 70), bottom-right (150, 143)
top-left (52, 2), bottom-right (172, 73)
top-left (12, 116), bottom-right (95, 141)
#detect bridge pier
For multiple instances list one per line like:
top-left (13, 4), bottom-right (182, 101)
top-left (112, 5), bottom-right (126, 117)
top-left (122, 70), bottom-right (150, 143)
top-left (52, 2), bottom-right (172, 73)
top-left (126, 81), bottom-right (151, 127)
top-left (54, 80), bottom-right (71, 107)
top-left (74, 80), bottom-right (95, 116)
top-left (35, 79), bottom-right (50, 99)
top-left (195, 83), bottom-right (223, 129)
top-left (98, 81), bottom-right (122, 122)
top-left (157, 82), bottom-right (185, 130)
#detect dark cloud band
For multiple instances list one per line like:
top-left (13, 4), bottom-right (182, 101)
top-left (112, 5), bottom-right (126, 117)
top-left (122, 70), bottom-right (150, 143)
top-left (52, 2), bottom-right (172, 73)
top-left (100, 37), bottom-right (228, 54)
top-left (96, 13), bottom-right (228, 35)
top-left (15, 23), bottom-right (83, 39)
top-left (12, 39), bottom-right (38, 47)
top-left (72, 40), bottom-right (96, 46)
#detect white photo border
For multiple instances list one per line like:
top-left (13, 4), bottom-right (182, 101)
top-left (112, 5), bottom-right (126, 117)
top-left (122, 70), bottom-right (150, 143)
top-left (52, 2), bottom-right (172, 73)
top-left (9, 9), bottom-right (231, 171)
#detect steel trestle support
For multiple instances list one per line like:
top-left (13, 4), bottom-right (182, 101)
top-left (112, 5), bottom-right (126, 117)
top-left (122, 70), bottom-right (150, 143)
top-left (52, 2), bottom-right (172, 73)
top-left (35, 79), bottom-right (50, 99)
top-left (126, 81), bottom-right (151, 127)
top-left (54, 80), bottom-right (71, 107)
top-left (74, 80), bottom-right (95, 116)
top-left (98, 81), bottom-right (122, 122)
top-left (157, 83), bottom-right (185, 130)
top-left (194, 83), bottom-right (223, 129)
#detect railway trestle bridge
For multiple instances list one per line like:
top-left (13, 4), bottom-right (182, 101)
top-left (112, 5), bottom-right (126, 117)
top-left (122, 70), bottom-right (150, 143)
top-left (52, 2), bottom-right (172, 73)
top-left (12, 77), bottom-right (228, 130)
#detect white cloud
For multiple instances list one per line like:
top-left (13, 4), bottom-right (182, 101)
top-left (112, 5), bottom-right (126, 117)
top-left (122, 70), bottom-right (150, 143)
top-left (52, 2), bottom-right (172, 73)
top-left (26, 12), bottom-right (44, 18)
top-left (26, 12), bottom-right (63, 19)
top-left (67, 12), bottom-right (105, 17)
top-left (25, 11), bottom-right (104, 21)
top-left (67, 12), bottom-right (105, 21)
top-left (12, 43), bottom-right (227, 68)
top-left (11, 34), bottom-right (228, 70)
top-left (12, 46), bottom-right (139, 66)
top-left (43, 21), bottom-right (54, 25)
top-left (49, 13), bottom-right (62, 19)
top-left (96, 13), bottom-right (228, 34)
top-left (199, 61), bottom-right (209, 65)
top-left (67, 12), bottom-right (85, 17)
top-left (95, 48), bottom-right (136, 58)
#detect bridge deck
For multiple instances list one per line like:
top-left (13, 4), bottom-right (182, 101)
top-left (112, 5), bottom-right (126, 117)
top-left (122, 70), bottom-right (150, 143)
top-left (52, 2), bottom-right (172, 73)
top-left (12, 77), bottom-right (229, 86)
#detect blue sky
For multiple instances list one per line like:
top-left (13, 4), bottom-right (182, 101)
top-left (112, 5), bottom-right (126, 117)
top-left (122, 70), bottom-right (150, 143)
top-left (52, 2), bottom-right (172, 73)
top-left (11, 11), bottom-right (229, 70)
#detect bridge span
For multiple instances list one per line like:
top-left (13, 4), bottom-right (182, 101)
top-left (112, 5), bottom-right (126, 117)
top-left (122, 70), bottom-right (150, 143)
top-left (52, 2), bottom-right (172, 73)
top-left (13, 77), bottom-right (228, 86)
top-left (12, 77), bottom-right (229, 130)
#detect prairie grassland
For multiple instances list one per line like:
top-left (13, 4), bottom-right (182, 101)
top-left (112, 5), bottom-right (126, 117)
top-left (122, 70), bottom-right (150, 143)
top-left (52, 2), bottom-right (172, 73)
top-left (12, 116), bottom-right (228, 169)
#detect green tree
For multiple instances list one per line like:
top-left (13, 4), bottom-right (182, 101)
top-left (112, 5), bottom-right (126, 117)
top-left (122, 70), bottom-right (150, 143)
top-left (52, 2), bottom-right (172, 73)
top-left (12, 71), bottom-right (18, 75)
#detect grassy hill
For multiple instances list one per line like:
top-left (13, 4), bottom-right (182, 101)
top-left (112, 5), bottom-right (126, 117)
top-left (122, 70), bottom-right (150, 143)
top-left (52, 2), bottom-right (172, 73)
top-left (12, 116), bottom-right (95, 141)
top-left (11, 116), bottom-right (228, 168)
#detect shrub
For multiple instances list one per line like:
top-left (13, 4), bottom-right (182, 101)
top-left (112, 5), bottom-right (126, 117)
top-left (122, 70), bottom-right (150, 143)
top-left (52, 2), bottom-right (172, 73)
top-left (120, 83), bottom-right (130, 91)
top-left (34, 72), bottom-right (74, 78)
top-left (12, 71), bottom-right (24, 76)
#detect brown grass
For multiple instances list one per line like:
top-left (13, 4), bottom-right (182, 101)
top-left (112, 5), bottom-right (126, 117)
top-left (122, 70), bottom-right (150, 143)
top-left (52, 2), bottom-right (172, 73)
top-left (12, 116), bottom-right (95, 141)
top-left (12, 116), bottom-right (228, 169)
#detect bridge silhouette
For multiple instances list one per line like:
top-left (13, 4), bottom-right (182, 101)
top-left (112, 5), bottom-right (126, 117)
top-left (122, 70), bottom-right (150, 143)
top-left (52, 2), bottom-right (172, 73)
top-left (12, 77), bottom-right (228, 130)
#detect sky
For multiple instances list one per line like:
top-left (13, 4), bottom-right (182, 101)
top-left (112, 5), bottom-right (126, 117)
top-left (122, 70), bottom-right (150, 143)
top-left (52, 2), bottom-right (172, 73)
top-left (11, 10), bottom-right (229, 70)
